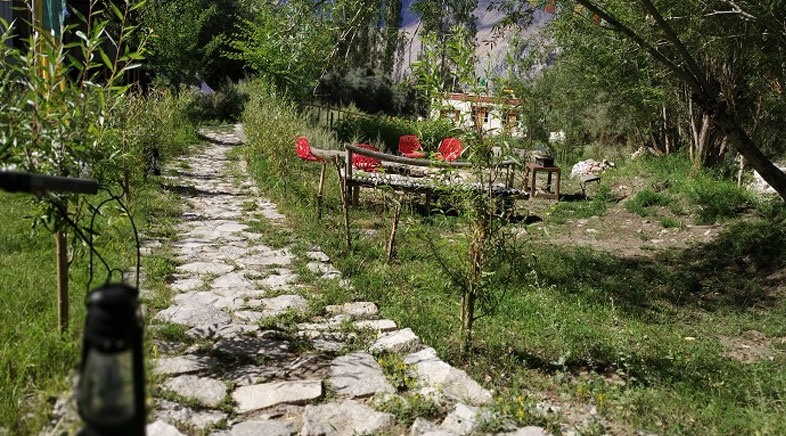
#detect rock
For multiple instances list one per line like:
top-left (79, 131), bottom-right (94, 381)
top-left (259, 270), bottom-right (299, 290)
top-left (306, 251), bottom-right (330, 262)
top-left (441, 403), bottom-right (482, 435)
top-left (307, 262), bottom-right (341, 277)
top-left (370, 328), bottom-right (420, 353)
top-left (147, 420), bottom-right (185, 436)
top-left (186, 323), bottom-right (258, 339)
top-left (163, 375), bottom-right (227, 408)
top-left (325, 302), bottom-right (379, 320)
top-left (214, 334), bottom-right (290, 358)
top-left (300, 400), bottom-right (394, 436)
top-left (410, 417), bottom-right (440, 435)
top-left (404, 348), bottom-right (491, 405)
top-left (329, 352), bottom-right (394, 398)
top-left (155, 400), bottom-right (227, 431)
top-left (262, 294), bottom-right (309, 313)
top-left (154, 304), bottom-right (231, 327)
top-left (354, 319), bottom-right (397, 333)
top-left (239, 250), bottom-right (294, 268)
top-left (171, 278), bottom-right (204, 292)
top-left (496, 427), bottom-right (551, 436)
top-left (312, 338), bottom-right (345, 353)
top-left (224, 365), bottom-right (280, 386)
top-left (177, 261), bottom-right (235, 275)
top-left (153, 355), bottom-right (217, 376)
top-left (212, 272), bottom-right (254, 289)
top-left (174, 291), bottom-right (241, 310)
top-left (215, 222), bottom-right (249, 233)
top-left (230, 420), bottom-right (298, 436)
top-left (232, 380), bottom-right (323, 413)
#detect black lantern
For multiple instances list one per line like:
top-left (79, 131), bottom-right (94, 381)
top-left (77, 283), bottom-right (145, 436)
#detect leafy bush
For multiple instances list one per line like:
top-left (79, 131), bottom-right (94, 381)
top-left (624, 189), bottom-right (671, 216)
top-left (335, 115), bottom-right (458, 153)
top-left (317, 68), bottom-right (421, 115)
top-left (681, 176), bottom-right (751, 224)
top-left (192, 79), bottom-right (249, 123)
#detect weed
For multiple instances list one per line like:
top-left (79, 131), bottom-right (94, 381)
top-left (681, 175), bottom-right (751, 224)
top-left (625, 189), bottom-right (670, 217)
top-left (377, 353), bottom-right (417, 392)
top-left (659, 217), bottom-right (684, 229)
top-left (373, 393), bottom-right (441, 425)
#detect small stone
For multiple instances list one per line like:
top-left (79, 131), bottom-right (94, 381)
top-left (306, 251), bottom-right (330, 262)
top-left (441, 403), bottom-right (482, 435)
top-left (153, 355), bottom-right (217, 376)
top-left (354, 319), bottom-right (397, 333)
top-left (370, 328), bottom-right (420, 353)
top-left (224, 365), bottom-right (280, 386)
top-left (301, 400), bottom-right (394, 436)
top-left (307, 262), bottom-right (340, 276)
top-left (163, 375), bottom-right (227, 408)
top-left (147, 420), bottom-right (185, 436)
top-left (329, 352), bottom-right (394, 398)
top-left (312, 339), bottom-right (345, 353)
top-left (410, 417), bottom-right (440, 435)
top-left (585, 228), bottom-right (598, 234)
top-left (215, 222), bottom-right (250, 233)
top-left (174, 291), bottom-right (240, 310)
top-left (325, 302), bottom-right (378, 320)
top-left (230, 420), bottom-right (298, 436)
top-left (232, 380), bottom-right (323, 413)
top-left (177, 261), bottom-right (235, 275)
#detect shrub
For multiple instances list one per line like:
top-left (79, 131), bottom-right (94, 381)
top-left (624, 189), bottom-right (670, 216)
top-left (192, 79), bottom-right (249, 123)
top-left (335, 115), bottom-right (458, 153)
top-left (681, 176), bottom-right (751, 224)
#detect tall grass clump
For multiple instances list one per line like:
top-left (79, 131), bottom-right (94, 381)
top-left (335, 115), bottom-right (458, 153)
top-left (243, 81), bottom-right (338, 184)
top-left (624, 189), bottom-right (671, 216)
top-left (680, 175), bottom-right (751, 224)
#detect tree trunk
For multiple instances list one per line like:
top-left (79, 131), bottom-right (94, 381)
top-left (712, 109), bottom-right (786, 199)
top-left (386, 199), bottom-right (402, 262)
top-left (55, 230), bottom-right (69, 334)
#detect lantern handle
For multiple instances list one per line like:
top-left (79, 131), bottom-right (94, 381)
top-left (51, 200), bottom-right (114, 284)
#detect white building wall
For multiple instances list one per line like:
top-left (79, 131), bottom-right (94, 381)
top-left (431, 97), bottom-right (523, 137)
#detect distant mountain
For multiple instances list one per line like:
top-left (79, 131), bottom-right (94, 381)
top-left (395, 0), bottom-right (551, 79)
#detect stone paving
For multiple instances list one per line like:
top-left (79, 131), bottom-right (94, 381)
top-left (140, 126), bottom-right (554, 436)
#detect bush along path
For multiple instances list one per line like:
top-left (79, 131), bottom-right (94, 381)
top-left (133, 126), bottom-right (560, 436)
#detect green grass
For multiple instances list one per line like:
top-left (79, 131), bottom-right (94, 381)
top-left (0, 175), bottom-right (184, 433)
top-left (624, 189), bottom-right (671, 216)
top-left (548, 184), bottom-right (617, 223)
top-left (241, 91), bottom-right (786, 434)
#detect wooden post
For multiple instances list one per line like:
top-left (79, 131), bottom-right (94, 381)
top-left (55, 230), bottom-right (69, 333)
top-left (344, 148), bottom-right (353, 208)
top-left (386, 198), bottom-right (402, 262)
top-left (317, 162), bottom-right (327, 219)
top-left (352, 187), bottom-right (359, 207)
top-left (737, 154), bottom-right (745, 187)
top-left (335, 162), bottom-right (351, 249)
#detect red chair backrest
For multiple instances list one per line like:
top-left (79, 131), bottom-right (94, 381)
top-left (439, 138), bottom-right (463, 162)
top-left (398, 135), bottom-right (423, 156)
top-left (352, 143), bottom-right (381, 172)
top-left (296, 136), bottom-right (324, 162)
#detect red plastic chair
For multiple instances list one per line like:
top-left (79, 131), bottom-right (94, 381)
top-left (436, 138), bottom-right (463, 162)
top-left (352, 143), bottom-right (381, 172)
top-left (398, 135), bottom-right (426, 159)
top-left (296, 136), bottom-right (325, 162)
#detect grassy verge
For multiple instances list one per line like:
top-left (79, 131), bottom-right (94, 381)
top-left (242, 87), bottom-right (786, 435)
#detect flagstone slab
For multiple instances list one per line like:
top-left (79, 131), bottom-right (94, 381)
top-left (325, 302), bottom-right (378, 320)
top-left (154, 400), bottom-right (227, 431)
top-left (163, 375), bottom-right (227, 408)
top-left (300, 400), bottom-right (394, 436)
top-left (177, 261), bottom-right (235, 275)
top-left (232, 380), bottom-right (322, 413)
top-left (186, 323), bottom-right (258, 339)
top-left (328, 352), bottom-right (394, 398)
top-left (370, 328), bottom-right (420, 353)
top-left (403, 347), bottom-right (492, 406)
top-left (213, 335), bottom-right (291, 358)
top-left (154, 304), bottom-right (231, 327)
top-left (229, 420), bottom-right (299, 436)
top-left (153, 354), bottom-right (218, 376)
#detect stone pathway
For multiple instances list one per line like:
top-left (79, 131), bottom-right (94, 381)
top-left (142, 126), bottom-right (554, 436)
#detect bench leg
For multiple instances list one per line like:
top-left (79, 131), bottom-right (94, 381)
top-left (352, 186), bottom-right (360, 207)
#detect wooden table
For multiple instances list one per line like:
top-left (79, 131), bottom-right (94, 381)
top-left (524, 162), bottom-right (561, 200)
